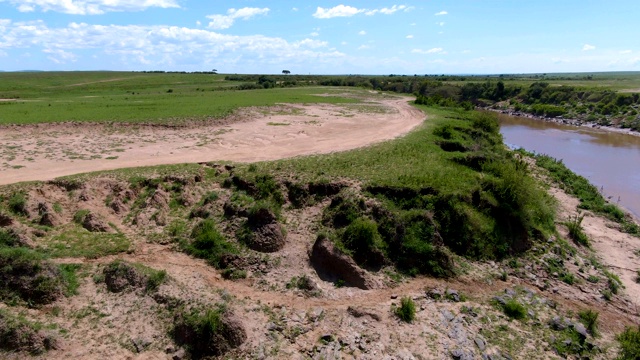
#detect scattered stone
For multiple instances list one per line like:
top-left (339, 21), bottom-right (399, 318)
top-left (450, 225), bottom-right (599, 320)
top-left (427, 288), bottom-right (443, 300)
top-left (475, 336), bottom-right (486, 351)
top-left (441, 309), bottom-right (455, 322)
top-left (573, 323), bottom-right (588, 339)
top-left (446, 289), bottom-right (460, 302)
top-left (172, 348), bottom-right (186, 360)
top-left (549, 316), bottom-right (567, 331)
top-left (391, 294), bottom-right (398, 299)
top-left (320, 334), bottom-right (334, 343)
top-left (347, 306), bottom-right (381, 321)
top-left (0, 212), bottom-right (13, 227)
top-left (131, 337), bottom-right (151, 353)
top-left (82, 213), bottom-right (114, 233)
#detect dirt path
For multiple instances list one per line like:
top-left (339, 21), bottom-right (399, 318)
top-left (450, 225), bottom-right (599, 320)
top-left (0, 95), bottom-right (423, 185)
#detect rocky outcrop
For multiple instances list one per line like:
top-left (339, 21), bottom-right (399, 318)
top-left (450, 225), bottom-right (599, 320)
top-left (309, 235), bottom-right (380, 290)
top-left (82, 213), bottom-right (113, 233)
top-left (103, 261), bottom-right (145, 293)
top-left (243, 207), bottom-right (286, 253)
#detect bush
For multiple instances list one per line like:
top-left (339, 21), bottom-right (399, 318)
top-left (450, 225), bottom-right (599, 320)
top-left (565, 213), bottom-right (589, 246)
top-left (342, 217), bottom-right (383, 255)
top-left (185, 219), bottom-right (237, 268)
top-left (8, 192), bottom-right (27, 216)
top-left (502, 299), bottom-right (527, 320)
top-left (395, 296), bottom-right (416, 323)
top-left (617, 326), bottom-right (640, 360)
top-left (578, 309), bottom-right (599, 336)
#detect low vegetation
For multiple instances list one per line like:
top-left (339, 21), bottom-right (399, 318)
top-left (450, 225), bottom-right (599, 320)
top-left (394, 296), bottom-right (416, 323)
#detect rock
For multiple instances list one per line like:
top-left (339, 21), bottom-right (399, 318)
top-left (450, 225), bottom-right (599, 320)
top-left (310, 235), bottom-right (379, 290)
top-left (131, 337), bottom-right (151, 353)
top-left (347, 306), bottom-right (381, 321)
top-left (246, 222), bottom-right (286, 253)
top-left (475, 336), bottom-right (486, 351)
top-left (0, 212), bottom-right (14, 227)
top-left (391, 294), bottom-right (398, 299)
top-left (38, 203), bottom-right (63, 227)
top-left (427, 288), bottom-right (443, 300)
top-left (441, 309), bottom-right (455, 322)
top-left (320, 334), bottom-right (334, 343)
top-left (573, 323), bottom-right (588, 339)
top-left (82, 213), bottom-right (114, 233)
top-left (446, 289), bottom-right (460, 302)
top-left (505, 288), bottom-right (516, 297)
top-left (103, 261), bottom-right (145, 293)
top-left (109, 199), bottom-right (127, 214)
top-left (549, 316), bottom-right (566, 331)
top-left (172, 348), bottom-right (186, 360)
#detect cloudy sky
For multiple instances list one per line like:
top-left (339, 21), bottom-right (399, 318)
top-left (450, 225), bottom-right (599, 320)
top-left (0, 0), bottom-right (638, 74)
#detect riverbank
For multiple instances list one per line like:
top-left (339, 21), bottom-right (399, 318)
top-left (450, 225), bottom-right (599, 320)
top-left (487, 107), bottom-right (640, 138)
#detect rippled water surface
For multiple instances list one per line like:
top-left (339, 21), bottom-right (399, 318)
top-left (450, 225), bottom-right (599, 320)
top-left (498, 113), bottom-right (640, 218)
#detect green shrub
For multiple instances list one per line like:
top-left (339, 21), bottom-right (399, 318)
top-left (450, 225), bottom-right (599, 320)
top-left (502, 299), bottom-right (527, 320)
top-left (617, 326), bottom-right (640, 359)
top-left (578, 309), bottom-right (599, 336)
top-left (146, 269), bottom-right (167, 292)
top-left (8, 192), bottom-right (27, 216)
top-left (0, 228), bottom-right (20, 247)
top-left (565, 214), bottom-right (589, 246)
top-left (185, 219), bottom-right (236, 268)
top-left (58, 264), bottom-right (81, 296)
top-left (73, 209), bottom-right (90, 224)
top-left (342, 217), bottom-right (383, 254)
top-left (395, 296), bottom-right (416, 323)
top-left (200, 191), bottom-right (219, 205)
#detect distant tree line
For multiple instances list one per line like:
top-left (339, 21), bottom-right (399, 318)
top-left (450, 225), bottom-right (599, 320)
top-left (222, 73), bottom-right (640, 131)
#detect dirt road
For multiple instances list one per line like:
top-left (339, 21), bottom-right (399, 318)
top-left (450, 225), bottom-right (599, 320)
top-left (0, 94), bottom-right (424, 185)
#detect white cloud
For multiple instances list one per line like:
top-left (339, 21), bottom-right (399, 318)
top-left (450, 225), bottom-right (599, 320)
top-left (357, 45), bottom-right (371, 50)
top-left (310, 32), bottom-right (319, 37)
top-left (620, 50), bottom-right (632, 54)
top-left (366, 5), bottom-right (410, 16)
top-left (358, 30), bottom-right (366, 35)
top-left (292, 7), bottom-right (298, 12)
top-left (406, 35), bottom-right (413, 39)
top-left (43, 48), bottom-right (77, 64)
top-left (0, 19), bottom-right (343, 69)
top-left (313, 5), bottom-right (363, 18)
top-left (437, 22), bottom-right (445, 26)
top-left (207, 7), bottom-right (270, 30)
top-left (582, 44), bottom-right (596, 51)
top-left (0, 0), bottom-right (180, 15)
top-left (341, 41), bottom-right (348, 45)
top-left (314, 4), bottom-right (411, 19)
top-left (412, 47), bottom-right (446, 55)
top-left (435, 11), bottom-right (448, 16)
top-left (196, 21), bottom-right (201, 26)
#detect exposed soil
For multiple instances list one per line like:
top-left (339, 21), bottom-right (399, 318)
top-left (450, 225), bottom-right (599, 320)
top-left (0, 94), bottom-right (424, 185)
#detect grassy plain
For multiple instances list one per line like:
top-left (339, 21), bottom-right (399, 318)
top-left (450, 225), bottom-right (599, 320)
top-left (0, 72), bottom-right (356, 124)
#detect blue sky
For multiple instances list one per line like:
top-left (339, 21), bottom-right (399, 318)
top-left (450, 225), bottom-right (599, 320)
top-left (0, 0), bottom-right (638, 74)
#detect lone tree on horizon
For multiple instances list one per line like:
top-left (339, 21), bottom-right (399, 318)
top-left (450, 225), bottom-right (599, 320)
top-left (282, 70), bottom-right (291, 75)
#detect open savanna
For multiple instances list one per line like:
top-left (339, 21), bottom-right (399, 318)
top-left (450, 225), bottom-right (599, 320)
top-left (0, 71), bottom-right (640, 359)
top-left (0, 72), bottom-right (357, 124)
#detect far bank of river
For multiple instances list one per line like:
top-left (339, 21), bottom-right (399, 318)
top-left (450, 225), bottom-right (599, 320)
top-left (498, 112), bottom-right (640, 219)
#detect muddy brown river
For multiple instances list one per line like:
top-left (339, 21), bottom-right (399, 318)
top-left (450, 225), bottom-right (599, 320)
top-left (499, 113), bottom-right (640, 218)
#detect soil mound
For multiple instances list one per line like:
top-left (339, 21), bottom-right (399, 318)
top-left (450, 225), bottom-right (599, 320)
top-left (309, 234), bottom-right (380, 290)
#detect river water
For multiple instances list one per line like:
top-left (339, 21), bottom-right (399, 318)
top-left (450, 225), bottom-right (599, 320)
top-left (498, 113), bottom-right (640, 218)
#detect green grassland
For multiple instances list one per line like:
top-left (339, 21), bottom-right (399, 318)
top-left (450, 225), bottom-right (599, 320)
top-left (0, 72), bottom-right (356, 124)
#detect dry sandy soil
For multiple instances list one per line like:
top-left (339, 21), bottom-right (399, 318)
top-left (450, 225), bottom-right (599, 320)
top-left (0, 93), bottom-right (423, 185)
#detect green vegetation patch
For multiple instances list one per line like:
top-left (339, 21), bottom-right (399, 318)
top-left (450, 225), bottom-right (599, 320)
top-left (394, 297), bottom-right (416, 323)
top-left (42, 225), bottom-right (130, 259)
top-left (181, 219), bottom-right (237, 268)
